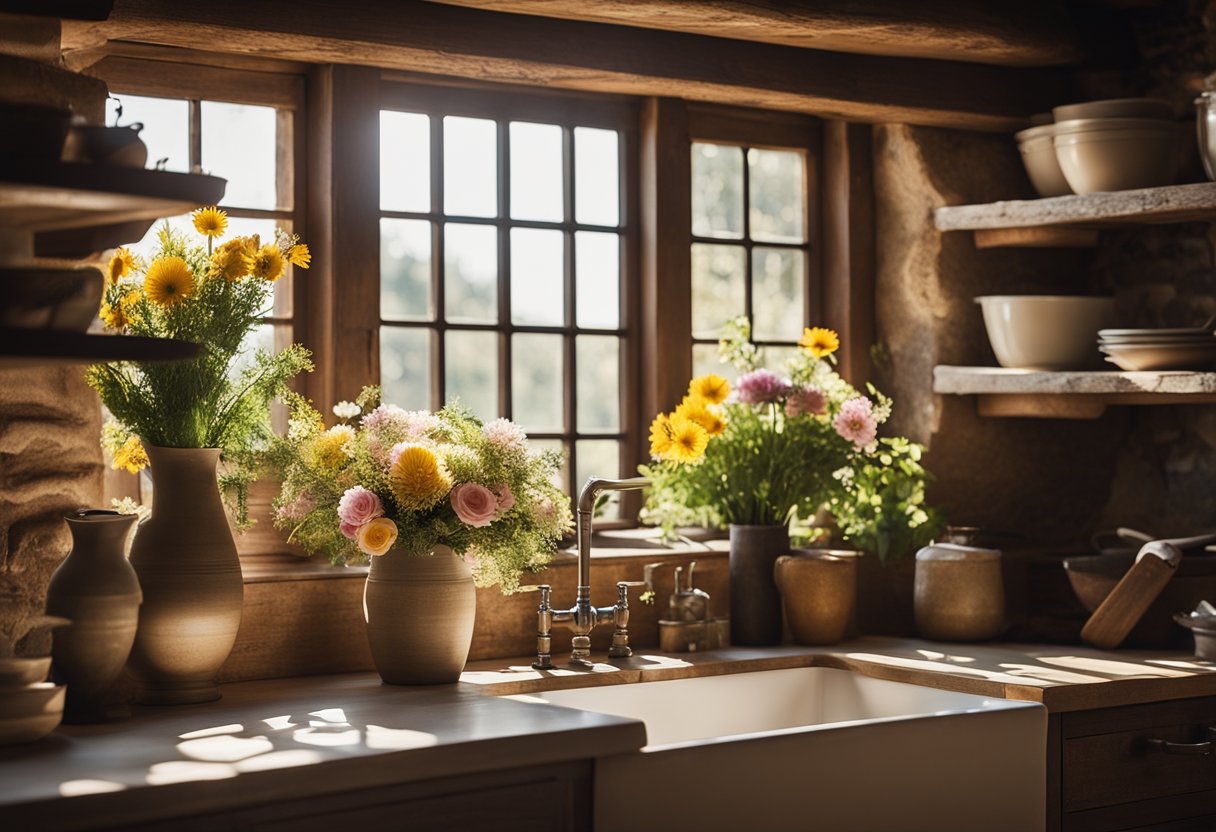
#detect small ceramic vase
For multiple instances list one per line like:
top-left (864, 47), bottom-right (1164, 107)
top-left (913, 543), bottom-right (1005, 641)
top-left (126, 445), bottom-right (243, 705)
top-left (364, 545), bottom-right (475, 685)
top-left (46, 509), bottom-right (141, 722)
top-left (774, 550), bottom-right (858, 645)
top-left (729, 524), bottom-right (789, 645)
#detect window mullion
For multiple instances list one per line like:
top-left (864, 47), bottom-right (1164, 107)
top-left (562, 124), bottom-right (578, 494)
top-left (432, 114), bottom-right (446, 411)
top-left (497, 119), bottom-right (512, 421)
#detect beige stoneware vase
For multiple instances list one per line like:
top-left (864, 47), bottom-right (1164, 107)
top-left (774, 551), bottom-right (858, 645)
top-left (364, 545), bottom-right (475, 685)
top-left (125, 446), bottom-right (244, 705)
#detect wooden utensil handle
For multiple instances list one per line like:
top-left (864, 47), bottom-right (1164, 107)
top-left (1081, 555), bottom-right (1177, 649)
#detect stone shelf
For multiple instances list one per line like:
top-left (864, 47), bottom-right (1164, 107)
top-left (934, 365), bottom-right (1216, 418)
top-left (0, 329), bottom-right (202, 369)
top-left (933, 182), bottom-right (1216, 248)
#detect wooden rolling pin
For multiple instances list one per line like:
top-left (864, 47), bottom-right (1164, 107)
top-left (1081, 541), bottom-right (1181, 650)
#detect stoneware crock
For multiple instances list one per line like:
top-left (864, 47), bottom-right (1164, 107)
top-left (774, 550), bottom-right (858, 646)
top-left (729, 524), bottom-right (789, 646)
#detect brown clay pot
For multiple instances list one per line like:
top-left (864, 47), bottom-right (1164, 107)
top-left (729, 524), bottom-right (790, 646)
top-left (364, 545), bottom-right (475, 685)
top-left (47, 510), bottom-right (141, 722)
top-left (126, 446), bottom-right (243, 705)
top-left (774, 551), bottom-right (858, 646)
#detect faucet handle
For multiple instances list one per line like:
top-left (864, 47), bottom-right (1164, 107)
top-left (608, 581), bottom-right (646, 659)
top-left (526, 584), bottom-right (554, 670)
top-left (616, 580), bottom-right (646, 606)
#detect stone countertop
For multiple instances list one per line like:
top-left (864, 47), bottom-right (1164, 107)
top-left (4, 637), bottom-right (1215, 830)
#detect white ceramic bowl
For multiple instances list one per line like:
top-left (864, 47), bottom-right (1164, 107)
top-left (1015, 124), bottom-right (1072, 197)
top-left (1052, 98), bottom-right (1174, 122)
top-left (1053, 119), bottom-right (1179, 193)
top-left (976, 295), bottom-right (1117, 370)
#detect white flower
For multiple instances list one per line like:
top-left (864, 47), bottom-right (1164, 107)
top-left (333, 400), bottom-right (362, 420)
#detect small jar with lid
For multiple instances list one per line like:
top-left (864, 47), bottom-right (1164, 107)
top-left (913, 542), bottom-right (1005, 641)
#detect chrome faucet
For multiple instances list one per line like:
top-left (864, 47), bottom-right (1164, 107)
top-left (531, 476), bottom-right (650, 669)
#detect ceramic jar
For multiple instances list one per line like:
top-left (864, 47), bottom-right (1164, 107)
top-left (125, 446), bottom-right (244, 705)
top-left (364, 545), bottom-right (475, 685)
top-left (913, 543), bottom-right (1005, 641)
top-left (774, 550), bottom-right (858, 646)
top-left (729, 524), bottom-right (789, 646)
top-left (46, 510), bottom-right (141, 722)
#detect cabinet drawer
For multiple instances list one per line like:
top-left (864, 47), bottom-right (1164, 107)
top-left (1062, 697), bottom-right (1216, 813)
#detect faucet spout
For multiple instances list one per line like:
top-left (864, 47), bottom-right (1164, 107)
top-left (576, 476), bottom-right (649, 589)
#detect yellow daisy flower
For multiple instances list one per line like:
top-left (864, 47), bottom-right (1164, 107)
top-left (99, 290), bottom-right (141, 330)
top-left (143, 256), bottom-right (195, 307)
top-left (665, 416), bottom-right (709, 464)
top-left (310, 425), bottom-right (355, 470)
top-left (649, 413), bottom-right (674, 459)
top-left (689, 373), bottom-right (730, 405)
top-left (799, 326), bottom-right (839, 358)
top-left (390, 445), bottom-right (454, 512)
top-left (288, 243), bottom-right (311, 269)
top-left (212, 238), bottom-right (252, 281)
top-left (112, 435), bottom-right (148, 475)
top-left (676, 396), bottom-right (727, 438)
top-left (192, 206), bottom-right (228, 238)
top-left (106, 247), bottom-right (135, 284)
top-left (252, 243), bottom-right (285, 282)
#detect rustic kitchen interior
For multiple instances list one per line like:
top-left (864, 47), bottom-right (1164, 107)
top-left (2, 1), bottom-right (1216, 830)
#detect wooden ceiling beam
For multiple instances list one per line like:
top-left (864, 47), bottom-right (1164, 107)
top-left (62, 0), bottom-right (1069, 132)
top-left (421, 0), bottom-right (1084, 67)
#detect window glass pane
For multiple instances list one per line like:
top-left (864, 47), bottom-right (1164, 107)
top-left (381, 218), bottom-right (431, 321)
top-left (692, 343), bottom-right (736, 384)
top-left (691, 143), bottom-right (743, 240)
top-left (576, 440), bottom-right (622, 519)
top-left (381, 111), bottom-right (430, 213)
top-left (574, 127), bottom-right (619, 227)
top-left (444, 116), bottom-right (497, 218)
top-left (748, 148), bottom-right (805, 243)
top-left (201, 101), bottom-right (277, 210)
top-left (529, 438), bottom-right (569, 492)
top-left (510, 122), bottom-right (563, 222)
top-left (381, 327), bottom-right (431, 411)
top-left (511, 227), bottom-right (564, 326)
top-left (691, 243), bottom-right (745, 339)
top-left (577, 335), bottom-right (619, 433)
top-left (751, 248), bottom-right (804, 341)
top-left (446, 329), bottom-right (498, 421)
top-left (445, 223), bottom-right (497, 324)
top-left (512, 333), bottom-right (564, 433)
top-left (575, 231), bottom-right (619, 330)
top-left (759, 345), bottom-right (800, 376)
top-left (109, 93), bottom-right (188, 173)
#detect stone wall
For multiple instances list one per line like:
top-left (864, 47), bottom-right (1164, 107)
top-left (0, 368), bottom-right (103, 656)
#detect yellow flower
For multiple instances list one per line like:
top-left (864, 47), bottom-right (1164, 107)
top-left (106, 247), bottom-right (135, 284)
top-left (192, 206), bottom-right (228, 238)
top-left (143, 256), bottom-right (195, 307)
top-left (288, 243), bottom-right (311, 269)
top-left (676, 396), bottom-right (727, 438)
top-left (99, 290), bottom-right (141, 331)
top-left (112, 435), bottom-right (148, 475)
top-left (212, 238), bottom-right (252, 281)
top-left (689, 373), bottom-right (730, 405)
top-left (649, 413), bottom-right (674, 459)
top-left (390, 444), bottom-right (453, 512)
top-left (665, 416), bottom-right (709, 464)
top-left (799, 326), bottom-right (839, 358)
top-left (356, 517), bottom-right (398, 557)
top-left (252, 243), bottom-right (285, 282)
top-left (311, 425), bottom-right (355, 470)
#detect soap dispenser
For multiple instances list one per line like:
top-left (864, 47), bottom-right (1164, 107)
top-left (669, 563), bottom-right (711, 622)
top-left (648, 561), bottom-right (727, 652)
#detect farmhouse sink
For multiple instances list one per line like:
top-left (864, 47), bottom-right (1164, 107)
top-left (503, 667), bottom-right (1045, 832)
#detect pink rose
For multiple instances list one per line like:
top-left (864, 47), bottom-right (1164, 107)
top-left (338, 485), bottom-right (383, 528)
top-left (495, 483), bottom-right (516, 516)
top-left (451, 482), bottom-right (499, 527)
top-left (340, 520), bottom-right (360, 540)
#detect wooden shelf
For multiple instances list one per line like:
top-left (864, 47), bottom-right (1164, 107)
top-left (934, 182), bottom-right (1216, 248)
top-left (934, 365), bottom-right (1216, 418)
top-left (0, 161), bottom-right (226, 234)
top-left (0, 329), bottom-right (203, 369)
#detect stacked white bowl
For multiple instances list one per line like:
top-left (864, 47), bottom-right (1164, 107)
top-left (1016, 98), bottom-right (1181, 196)
top-left (1098, 318), bottom-right (1216, 371)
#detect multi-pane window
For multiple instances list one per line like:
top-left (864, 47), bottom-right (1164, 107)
top-left (689, 142), bottom-right (810, 378)
top-left (104, 92), bottom-right (300, 375)
top-left (378, 90), bottom-right (632, 511)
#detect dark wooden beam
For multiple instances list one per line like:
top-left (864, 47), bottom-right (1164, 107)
top-left (422, 0), bottom-right (1084, 68)
top-left (62, 0), bottom-right (1070, 132)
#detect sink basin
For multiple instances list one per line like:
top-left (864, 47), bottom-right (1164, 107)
top-left (504, 667), bottom-right (1045, 832)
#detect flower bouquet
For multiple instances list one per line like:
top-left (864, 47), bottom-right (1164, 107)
top-left (269, 387), bottom-right (572, 591)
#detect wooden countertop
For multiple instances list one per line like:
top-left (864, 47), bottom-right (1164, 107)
top-left (3, 637), bottom-right (1214, 829)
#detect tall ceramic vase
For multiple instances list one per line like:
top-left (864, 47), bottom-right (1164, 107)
top-left (46, 510), bottom-right (142, 723)
top-left (729, 524), bottom-right (790, 645)
top-left (125, 446), bottom-right (243, 705)
top-left (364, 545), bottom-right (475, 685)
